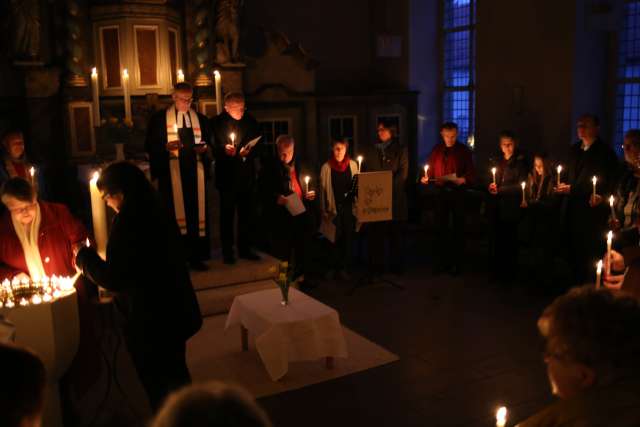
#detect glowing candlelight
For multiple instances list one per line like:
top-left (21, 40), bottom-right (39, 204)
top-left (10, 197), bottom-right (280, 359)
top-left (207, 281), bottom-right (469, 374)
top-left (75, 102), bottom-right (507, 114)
top-left (304, 175), bottom-right (310, 194)
top-left (5, 300), bottom-right (14, 308)
top-left (491, 167), bottom-right (497, 185)
top-left (29, 166), bottom-right (36, 188)
top-left (357, 155), bottom-right (363, 174)
top-left (19, 298), bottom-right (28, 306)
top-left (122, 68), bottom-right (132, 122)
top-left (176, 69), bottom-right (185, 83)
top-left (42, 293), bottom-right (52, 302)
top-left (89, 171), bottom-right (108, 260)
top-left (606, 230), bottom-right (613, 276)
top-left (556, 165), bottom-right (563, 186)
top-left (596, 259), bottom-right (602, 289)
top-left (424, 164), bottom-right (429, 181)
top-left (214, 70), bottom-right (222, 114)
top-left (91, 67), bottom-right (101, 124)
top-left (521, 181), bottom-right (526, 204)
top-left (85, 238), bottom-right (90, 247)
top-left (496, 406), bottom-right (507, 427)
top-left (31, 294), bottom-right (42, 305)
top-left (467, 134), bottom-right (475, 150)
top-left (609, 195), bottom-right (616, 219)
top-left (592, 176), bottom-right (598, 199)
top-left (230, 132), bottom-right (236, 147)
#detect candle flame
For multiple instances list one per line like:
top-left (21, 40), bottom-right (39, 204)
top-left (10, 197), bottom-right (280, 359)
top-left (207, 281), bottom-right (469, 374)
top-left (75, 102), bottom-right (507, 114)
top-left (496, 406), bottom-right (507, 426)
top-left (31, 294), bottom-right (42, 305)
top-left (304, 175), bottom-right (310, 184)
top-left (214, 70), bottom-right (221, 78)
top-left (230, 132), bottom-right (236, 143)
top-left (44, 257), bottom-right (50, 264)
top-left (609, 195), bottom-right (614, 207)
top-left (557, 165), bottom-right (562, 173)
top-left (597, 259), bottom-right (603, 273)
top-left (91, 67), bottom-right (97, 77)
top-left (521, 181), bottom-right (526, 189)
top-left (85, 238), bottom-right (90, 247)
top-left (491, 167), bottom-right (497, 174)
top-left (122, 68), bottom-right (129, 79)
top-left (592, 176), bottom-right (597, 185)
top-left (607, 230), bottom-right (613, 242)
top-left (357, 155), bottom-right (363, 162)
top-left (91, 171), bottom-right (100, 183)
top-left (29, 166), bottom-right (35, 177)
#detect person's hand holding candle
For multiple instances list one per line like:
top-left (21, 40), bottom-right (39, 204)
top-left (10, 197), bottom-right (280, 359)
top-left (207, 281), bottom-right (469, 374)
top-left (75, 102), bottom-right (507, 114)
top-left (589, 194), bottom-right (603, 207)
top-left (239, 145), bottom-right (251, 158)
top-left (420, 164), bottom-right (429, 185)
top-left (488, 182), bottom-right (498, 195)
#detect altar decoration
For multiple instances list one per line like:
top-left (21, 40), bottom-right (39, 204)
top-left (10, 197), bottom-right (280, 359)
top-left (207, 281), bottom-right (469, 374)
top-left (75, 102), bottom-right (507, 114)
top-left (0, 275), bottom-right (78, 309)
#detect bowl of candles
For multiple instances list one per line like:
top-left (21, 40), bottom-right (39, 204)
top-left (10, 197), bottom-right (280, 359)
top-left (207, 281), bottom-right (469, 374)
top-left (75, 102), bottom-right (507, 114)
top-left (0, 275), bottom-right (78, 309)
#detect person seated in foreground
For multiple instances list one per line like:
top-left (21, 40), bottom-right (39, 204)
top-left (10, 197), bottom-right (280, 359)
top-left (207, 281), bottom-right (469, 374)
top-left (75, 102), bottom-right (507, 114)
top-left (0, 342), bottom-right (47, 427)
top-left (517, 287), bottom-right (640, 426)
top-left (150, 381), bottom-right (272, 427)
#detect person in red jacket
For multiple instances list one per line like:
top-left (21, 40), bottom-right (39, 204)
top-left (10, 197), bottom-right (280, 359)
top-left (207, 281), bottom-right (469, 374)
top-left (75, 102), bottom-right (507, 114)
top-left (420, 122), bottom-right (476, 275)
top-left (0, 177), bottom-right (87, 281)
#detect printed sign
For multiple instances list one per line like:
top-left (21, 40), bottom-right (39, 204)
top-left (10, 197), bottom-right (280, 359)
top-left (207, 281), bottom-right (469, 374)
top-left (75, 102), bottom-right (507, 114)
top-left (356, 171), bottom-right (393, 223)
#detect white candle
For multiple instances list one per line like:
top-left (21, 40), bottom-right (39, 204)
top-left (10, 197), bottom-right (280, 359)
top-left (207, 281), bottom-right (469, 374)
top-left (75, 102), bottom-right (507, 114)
top-left (521, 181), bottom-right (526, 204)
top-left (496, 406), bottom-right (507, 427)
top-left (357, 155), bottom-right (363, 174)
top-left (424, 164), bottom-right (429, 181)
top-left (596, 259), bottom-right (603, 289)
top-left (304, 175), bottom-right (310, 194)
top-left (592, 176), bottom-right (597, 199)
top-left (230, 132), bottom-right (236, 147)
top-left (29, 166), bottom-right (36, 188)
top-left (491, 167), bottom-right (497, 185)
top-left (122, 69), bottom-right (132, 122)
top-left (214, 70), bottom-right (222, 115)
top-left (606, 230), bottom-right (613, 276)
top-left (89, 171), bottom-right (108, 260)
top-left (85, 238), bottom-right (90, 247)
top-left (91, 67), bottom-right (101, 125)
top-left (177, 69), bottom-right (185, 83)
top-left (609, 195), bottom-right (615, 219)
top-left (556, 165), bottom-right (562, 186)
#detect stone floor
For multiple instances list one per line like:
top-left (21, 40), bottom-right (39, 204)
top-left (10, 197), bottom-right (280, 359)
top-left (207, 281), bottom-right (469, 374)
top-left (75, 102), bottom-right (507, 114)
top-left (257, 231), bottom-right (560, 427)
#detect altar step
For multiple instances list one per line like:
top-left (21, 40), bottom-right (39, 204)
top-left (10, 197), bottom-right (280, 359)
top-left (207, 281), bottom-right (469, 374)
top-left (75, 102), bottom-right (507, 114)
top-left (191, 252), bottom-right (281, 316)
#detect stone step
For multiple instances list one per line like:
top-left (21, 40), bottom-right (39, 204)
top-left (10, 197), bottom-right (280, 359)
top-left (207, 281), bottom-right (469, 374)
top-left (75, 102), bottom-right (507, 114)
top-left (195, 279), bottom-right (278, 316)
top-left (190, 252), bottom-right (281, 291)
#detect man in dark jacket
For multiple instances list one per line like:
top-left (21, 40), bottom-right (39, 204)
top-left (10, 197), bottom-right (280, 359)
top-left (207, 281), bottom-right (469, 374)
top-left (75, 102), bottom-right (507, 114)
top-left (361, 119), bottom-right (409, 274)
top-left (421, 122), bottom-right (476, 275)
top-left (555, 114), bottom-right (620, 285)
top-left (76, 162), bottom-right (202, 411)
top-left (261, 135), bottom-right (316, 289)
top-left (210, 92), bottom-right (262, 264)
top-left (144, 82), bottom-right (213, 271)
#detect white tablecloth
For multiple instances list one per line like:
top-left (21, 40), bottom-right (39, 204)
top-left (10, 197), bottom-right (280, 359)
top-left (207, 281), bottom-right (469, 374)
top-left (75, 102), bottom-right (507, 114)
top-left (225, 288), bottom-right (348, 380)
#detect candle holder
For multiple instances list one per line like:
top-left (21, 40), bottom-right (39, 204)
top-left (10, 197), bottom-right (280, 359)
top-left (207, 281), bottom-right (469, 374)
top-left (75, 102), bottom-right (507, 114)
top-left (1, 275), bottom-right (76, 309)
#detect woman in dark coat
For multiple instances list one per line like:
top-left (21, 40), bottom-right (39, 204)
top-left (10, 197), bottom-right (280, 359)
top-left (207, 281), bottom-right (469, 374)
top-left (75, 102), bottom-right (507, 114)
top-left (487, 131), bottom-right (528, 284)
top-left (75, 161), bottom-right (202, 411)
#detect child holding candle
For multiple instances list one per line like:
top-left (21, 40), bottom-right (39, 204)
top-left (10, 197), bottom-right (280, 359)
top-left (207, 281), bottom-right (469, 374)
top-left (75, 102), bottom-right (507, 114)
top-left (487, 131), bottom-right (528, 284)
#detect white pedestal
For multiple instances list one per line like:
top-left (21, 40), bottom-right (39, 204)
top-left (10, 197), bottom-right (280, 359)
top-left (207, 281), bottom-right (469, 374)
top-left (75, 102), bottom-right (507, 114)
top-left (1, 291), bottom-right (79, 427)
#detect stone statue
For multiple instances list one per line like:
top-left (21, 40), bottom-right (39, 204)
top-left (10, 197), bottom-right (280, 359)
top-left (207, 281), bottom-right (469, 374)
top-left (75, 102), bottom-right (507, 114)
top-left (11, 0), bottom-right (41, 60)
top-left (214, 0), bottom-right (242, 64)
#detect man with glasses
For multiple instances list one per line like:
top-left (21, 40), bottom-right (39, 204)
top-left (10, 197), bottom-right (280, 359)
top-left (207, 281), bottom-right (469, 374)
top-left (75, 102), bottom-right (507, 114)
top-left (145, 82), bottom-right (213, 271)
top-left (210, 92), bottom-right (262, 264)
top-left (517, 287), bottom-right (640, 426)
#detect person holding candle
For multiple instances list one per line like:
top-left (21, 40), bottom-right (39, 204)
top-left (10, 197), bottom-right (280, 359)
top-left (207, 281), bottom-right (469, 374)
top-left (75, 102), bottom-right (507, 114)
top-left (609, 129), bottom-right (640, 248)
top-left (319, 136), bottom-right (359, 280)
top-left (0, 130), bottom-right (43, 205)
top-left (145, 82), bottom-right (213, 271)
top-left (75, 161), bottom-right (202, 411)
top-left (486, 131), bottom-right (528, 284)
top-left (360, 119), bottom-right (409, 275)
top-left (210, 92), bottom-right (263, 264)
top-left (555, 114), bottom-right (620, 285)
top-left (517, 287), bottom-right (640, 426)
top-left (420, 121), bottom-right (476, 275)
top-left (260, 135), bottom-right (316, 290)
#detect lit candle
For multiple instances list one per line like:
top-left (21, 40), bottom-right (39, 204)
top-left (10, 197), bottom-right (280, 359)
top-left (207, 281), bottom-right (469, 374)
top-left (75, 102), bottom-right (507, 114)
top-left (521, 181), bottom-right (526, 204)
top-left (91, 67), bottom-right (101, 125)
top-left (89, 171), bottom-right (108, 260)
top-left (424, 164), bottom-right (429, 181)
top-left (606, 230), bottom-right (613, 276)
top-left (214, 70), bottom-right (222, 115)
top-left (496, 407), bottom-right (507, 427)
top-left (122, 68), bottom-right (132, 122)
top-left (85, 238), bottom-right (90, 247)
top-left (5, 299), bottom-right (14, 308)
top-left (19, 298), bottom-right (28, 306)
top-left (42, 293), bottom-right (52, 303)
top-left (304, 175), bottom-right (310, 194)
top-left (609, 195), bottom-right (616, 219)
top-left (357, 155), bottom-right (363, 174)
top-left (556, 165), bottom-right (563, 186)
top-left (230, 132), bottom-right (236, 147)
top-left (29, 166), bottom-right (36, 188)
top-left (176, 68), bottom-right (185, 83)
top-left (31, 294), bottom-right (42, 305)
top-left (596, 259), bottom-right (603, 289)
top-left (467, 134), bottom-right (475, 150)
top-left (592, 176), bottom-right (597, 199)
top-left (491, 167), bottom-right (497, 186)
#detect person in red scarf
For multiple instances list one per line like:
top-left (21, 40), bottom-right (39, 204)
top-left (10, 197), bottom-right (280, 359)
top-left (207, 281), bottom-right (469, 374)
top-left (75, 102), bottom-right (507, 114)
top-left (319, 137), bottom-right (358, 280)
top-left (420, 122), bottom-right (476, 275)
top-left (261, 135), bottom-right (316, 291)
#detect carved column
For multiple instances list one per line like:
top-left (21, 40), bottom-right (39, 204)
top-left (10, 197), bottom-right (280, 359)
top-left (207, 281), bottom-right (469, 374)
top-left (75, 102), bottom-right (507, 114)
top-left (187, 0), bottom-right (213, 86)
top-left (64, 0), bottom-right (86, 87)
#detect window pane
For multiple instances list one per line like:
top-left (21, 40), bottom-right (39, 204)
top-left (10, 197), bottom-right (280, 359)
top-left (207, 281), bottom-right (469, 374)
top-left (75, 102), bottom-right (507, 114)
top-left (101, 28), bottom-right (121, 88)
top-left (443, 30), bottom-right (471, 87)
top-left (443, 90), bottom-right (474, 143)
top-left (616, 1), bottom-right (640, 153)
top-left (443, 0), bottom-right (473, 29)
top-left (136, 28), bottom-right (158, 86)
